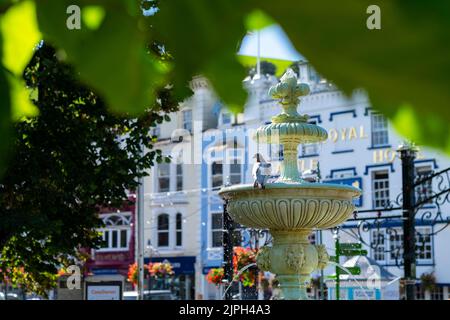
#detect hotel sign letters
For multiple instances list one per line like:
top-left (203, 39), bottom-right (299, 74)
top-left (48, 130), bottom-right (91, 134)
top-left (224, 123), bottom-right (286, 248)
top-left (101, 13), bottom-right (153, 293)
top-left (328, 125), bottom-right (368, 143)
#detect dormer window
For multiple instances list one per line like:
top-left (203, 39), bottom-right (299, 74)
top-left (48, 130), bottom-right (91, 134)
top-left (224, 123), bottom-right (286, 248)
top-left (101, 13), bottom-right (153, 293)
top-left (212, 161), bottom-right (223, 188)
top-left (371, 113), bottom-right (389, 147)
top-left (182, 109), bottom-right (192, 133)
top-left (222, 112), bottom-right (231, 125)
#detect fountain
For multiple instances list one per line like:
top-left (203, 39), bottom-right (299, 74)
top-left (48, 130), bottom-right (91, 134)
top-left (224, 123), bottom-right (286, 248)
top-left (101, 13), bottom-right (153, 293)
top-left (218, 69), bottom-right (361, 300)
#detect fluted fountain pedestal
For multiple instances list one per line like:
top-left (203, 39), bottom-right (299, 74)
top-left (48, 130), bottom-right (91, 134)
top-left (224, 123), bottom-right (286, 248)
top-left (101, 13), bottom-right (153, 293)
top-left (219, 69), bottom-right (361, 300)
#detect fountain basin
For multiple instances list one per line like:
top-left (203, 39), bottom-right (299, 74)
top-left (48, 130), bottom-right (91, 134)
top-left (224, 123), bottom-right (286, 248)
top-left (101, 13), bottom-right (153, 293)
top-left (219, 182), bottom-right (360, 299)
top-left (219, 182), bottom-right (361, 230)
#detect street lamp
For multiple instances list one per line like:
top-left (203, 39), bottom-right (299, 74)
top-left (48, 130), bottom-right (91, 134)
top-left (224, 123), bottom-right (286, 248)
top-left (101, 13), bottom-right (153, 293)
top-left (397, 141), bottom-right (419, 300)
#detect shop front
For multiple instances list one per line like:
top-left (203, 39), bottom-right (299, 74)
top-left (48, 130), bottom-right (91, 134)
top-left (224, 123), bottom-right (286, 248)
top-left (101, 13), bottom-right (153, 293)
top-left (144, 256), bottom-right (196, 300)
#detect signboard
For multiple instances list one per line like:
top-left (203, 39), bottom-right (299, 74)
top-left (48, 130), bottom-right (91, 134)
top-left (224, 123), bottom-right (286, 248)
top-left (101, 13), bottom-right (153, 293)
top-left (340, 243), bottom-right (362, 250)
top-left (353, 289), bottom-right (376, 300)
top-left (323, 177), bottom-right (363, 207)
top-left (328, 288), bottom-right (348, 300)
top-left (339, 249), bottom-right (368, 256)
top-left (85, 281), bottom-right (122, 300)
top-left (91, 268), bottom-right (119, 275)
top-left (346, 267), bottom-right (361, 275)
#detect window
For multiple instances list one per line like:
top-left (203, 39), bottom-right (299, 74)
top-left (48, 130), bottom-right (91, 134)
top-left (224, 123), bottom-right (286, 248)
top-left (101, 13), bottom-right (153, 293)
top-left (183, 109), bottom-right (192, 132)
top-left (302, 143), bottom-right (318, 156)
top-left (302, 120), bottom-right (318, 156)
top-left (158, 163), bottom-right (170, 192)
top-left (416, 166), bottom-right (433, 204)
top-left (308, 232), bottom-right (316, 245)
top-left (176, 213), bottom-right (183, 247)
top-left (431, 286), bottom-right (444, 300)
top-left (374, 227), bottom-right (433, 264)
top-left (99, 214), bottom-right (131, 251)
top-left (415, 285), bottom-right (425, 300)
top-left (268, 144), bottom-right (283, 161)
top-left (157, 214), bottom-right (170, 247)
top-left (176, 164), bottom-right (183, 191)
top-left (211, 213), bottom-right (223, 248)
top-left (308, 65), bottom-right (319, 83)
top-left (331, 169), bottom-right (355, 179)
top-left (371, 230), bottom-right (386, 261)
top-left (212, 161), bottom-right (223, 188)
top-left (229, 161), bottom-right (241, 185)
top-left (222, 113), bottom-right (231, 125)
top-left (389, 231), bottom-right (403, 263)
top-left (372, 171), bottom-right (390, 208)
top-left (151, 127), bottom-right (160, 138)
top-left (416, 227), bottom-right (432, 260)
top-left (371, 113), bottom-right (389, 147)
top-left (278, 145), bottom-right (284, 160)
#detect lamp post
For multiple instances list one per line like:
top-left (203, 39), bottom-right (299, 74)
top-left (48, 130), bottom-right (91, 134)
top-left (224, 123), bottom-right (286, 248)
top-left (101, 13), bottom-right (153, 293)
top-left (136, 176), bottom-right (145, 300)
top-left (398, 142), bottom-right (418, 300)
top-left (222, 199), bottom-right (234, 300)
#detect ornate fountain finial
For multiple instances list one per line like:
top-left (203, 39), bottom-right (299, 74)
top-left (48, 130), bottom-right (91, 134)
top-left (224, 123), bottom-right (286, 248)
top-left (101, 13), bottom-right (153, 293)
top-left (269, 69), bottom-right (310, 123)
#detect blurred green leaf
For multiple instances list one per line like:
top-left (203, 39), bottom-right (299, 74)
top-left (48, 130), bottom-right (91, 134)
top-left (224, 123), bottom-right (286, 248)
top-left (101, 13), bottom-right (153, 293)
top-left (0, 28), bottom-right (12, 177)
top-left (7, 73), bottom-right (38, 120)
top-left (257, 0), bottom-right (450, 152)
top-left (35, 0), bottom-right (165, 115)
top-left (1, 0), bottom-right (41, 76)
top-left (0, 35), bottom-right (12, 177)
top-left (238, 55), bottom-right (291, 77)
top-left (154, 0), bottom-right (250, 112)
top-left (0, 0), bottom-right (449, 157)
top-left (245, 9), bottom-right (274, 30)
top-left (81, 5), bottom-right (105, 30)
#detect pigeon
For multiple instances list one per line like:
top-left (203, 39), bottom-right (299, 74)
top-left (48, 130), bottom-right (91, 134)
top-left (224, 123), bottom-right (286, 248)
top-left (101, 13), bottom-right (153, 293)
top-left (252, 153), bottom-right (272, 189)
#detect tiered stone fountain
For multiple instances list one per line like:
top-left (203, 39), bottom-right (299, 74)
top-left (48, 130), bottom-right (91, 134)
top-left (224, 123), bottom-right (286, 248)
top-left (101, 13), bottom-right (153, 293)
top-left (218, 69), bottom-right (361, 300)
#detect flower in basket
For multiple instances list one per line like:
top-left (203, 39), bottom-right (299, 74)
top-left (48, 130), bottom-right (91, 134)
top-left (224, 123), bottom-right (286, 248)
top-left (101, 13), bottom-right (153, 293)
top-left (233, 247), bottom-right (257, 287)
top-left (206, 268), bottom-right (224, 286)
top-left (127, 262), bottom-right (151, 285)
top-left (149, 261), bottom-right (174, 278)
top-left (127, 262), bottom-right (139, 285)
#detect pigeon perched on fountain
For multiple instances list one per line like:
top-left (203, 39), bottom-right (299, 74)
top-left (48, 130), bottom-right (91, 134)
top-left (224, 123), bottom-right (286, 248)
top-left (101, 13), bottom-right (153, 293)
top-left (252, 153), bottom-right (272, 189)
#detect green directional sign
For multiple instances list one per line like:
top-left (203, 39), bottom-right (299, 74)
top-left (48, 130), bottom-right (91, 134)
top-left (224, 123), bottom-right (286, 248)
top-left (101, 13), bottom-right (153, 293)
top-left (338, 249), bottom-right (368, 256)
top-left (340, 243), bottom-right (362, 250)
top-left (346, 266), bottom-right (361, 275)
top-left (326, 275), bottom-right (337, 280)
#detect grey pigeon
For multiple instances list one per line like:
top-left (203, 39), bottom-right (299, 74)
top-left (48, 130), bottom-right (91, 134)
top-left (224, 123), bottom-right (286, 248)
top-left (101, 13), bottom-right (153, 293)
top-left (252, 153), bottom-right (272, 189)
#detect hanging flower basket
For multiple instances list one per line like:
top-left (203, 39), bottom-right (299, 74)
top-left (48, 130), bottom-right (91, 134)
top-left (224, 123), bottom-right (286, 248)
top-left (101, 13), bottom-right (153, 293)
top-left (420, 272), bottom-right (436, 292)
top-left (206, 268), bottom-right (224, 286)
top-left (204, 247), bottom-right (258, 288)
top-left (149, 262), bottom-right (175, 279)
top-left (127, 261), bottom-right (174, 285)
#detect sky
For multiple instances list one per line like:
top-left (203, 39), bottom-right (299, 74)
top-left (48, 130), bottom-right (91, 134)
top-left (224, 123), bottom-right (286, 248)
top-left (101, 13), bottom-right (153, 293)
top-left (238, 25), bottom-right (304, 62)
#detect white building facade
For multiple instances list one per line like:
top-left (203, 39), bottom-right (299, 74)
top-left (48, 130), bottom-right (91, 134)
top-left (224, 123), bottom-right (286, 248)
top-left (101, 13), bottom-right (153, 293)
top-left (145, 62), bottom-right (450, 300)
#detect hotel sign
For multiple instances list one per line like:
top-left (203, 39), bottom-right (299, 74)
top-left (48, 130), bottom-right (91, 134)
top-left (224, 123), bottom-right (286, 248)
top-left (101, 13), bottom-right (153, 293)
top-left (327, 126), bottom-right (368, 143)
top-left (373, 148), bottom-right (425, 164)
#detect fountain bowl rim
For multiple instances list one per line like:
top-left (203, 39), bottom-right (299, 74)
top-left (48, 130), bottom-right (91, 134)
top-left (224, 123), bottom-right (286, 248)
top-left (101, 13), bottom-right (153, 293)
top-left (218, 182), bottom-right (361, 199)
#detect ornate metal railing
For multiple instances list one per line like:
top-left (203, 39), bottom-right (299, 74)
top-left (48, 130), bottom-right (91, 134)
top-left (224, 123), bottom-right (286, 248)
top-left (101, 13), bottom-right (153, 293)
top-left (340, 166), bottom-right (450, 268)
